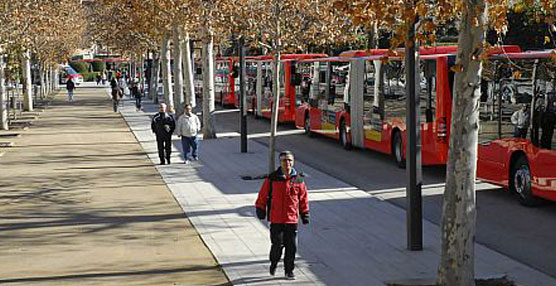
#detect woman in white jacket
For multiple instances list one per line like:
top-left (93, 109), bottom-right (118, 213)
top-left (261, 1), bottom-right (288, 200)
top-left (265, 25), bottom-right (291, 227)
top-left (176, 104), bottom-right (202, 163)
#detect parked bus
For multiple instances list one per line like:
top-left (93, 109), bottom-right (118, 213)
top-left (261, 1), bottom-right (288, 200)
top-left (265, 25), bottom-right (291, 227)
top-left (295, 46), bottom-right (521, 167)
top-left (245, 54), bottom-right (328, 123)
top-left (477, 50), bottom-right (556, 205)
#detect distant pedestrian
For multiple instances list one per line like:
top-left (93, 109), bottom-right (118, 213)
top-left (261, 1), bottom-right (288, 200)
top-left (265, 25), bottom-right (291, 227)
top-left (511, 104), bottom-right (530, 138)
top-left (130, 80), bottom-right (142, 111)
top-left (255, 151), bottom-right (309, 280)
top-left (101, 72), bottom-right (107, 85)
top-left (151, 103), bottom-right (175, 165)
top-left (66, 77), bottom-right (76, 102)
top-left (119, 76), bottom-right (129, 98)
top-left (176, 104), bottom-right (201, 164)
top-left (96, 74), bottom-right (102, 85)
top-left (110, 77), bottom-right (121, 112)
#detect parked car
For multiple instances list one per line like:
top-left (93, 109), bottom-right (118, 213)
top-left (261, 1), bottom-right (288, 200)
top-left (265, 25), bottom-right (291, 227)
top-left (59, 65), bottom-right (83, 85)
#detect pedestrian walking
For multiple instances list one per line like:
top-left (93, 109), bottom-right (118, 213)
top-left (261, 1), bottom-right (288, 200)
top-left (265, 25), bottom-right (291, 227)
top-left (66, 77), bottom-right (76, 102)
top-left (151, 103), bottom-right (175, 165)
top-left (130, 80), bottom-right (142, 111)
top-left (96, 74), bottom-right (102, 85)
top-left (119, 76), bottom-right (129, 98)
top-left (175, 104), bottom-right (201, 164)
top-left (255, 151), bottom-right (310, 280)
top-left (101, 72), bottom-right (107, 85)
top-left (110, 77), bottom-right (121, 112)
top-left (511, 104), bottom-right (530, 138)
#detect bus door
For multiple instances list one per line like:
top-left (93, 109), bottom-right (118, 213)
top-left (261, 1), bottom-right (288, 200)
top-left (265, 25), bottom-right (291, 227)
top-left (309, 62), bottom-right (325, 131)
top-left (313, 61), bottom-right (349, 135)
top-left (245, 61), bottom-right (258, 113)
top-left (260, 62), bottom-right (273, 116)
top-left (531, 64), bottom-right (556, 195)
top-left (255, 61), bottom-right (263, 116)
top-left (379, 59), bottom-right (407, 154)
top-left (477, 59), bottom-right (508, 182)
top-left (294, 61), bottom-right (315, 127)
top-left (361, 59), bottom-right (381, 149)
top-left (420, 59), bottom-right (439, 163)
top-left (215, 61), bottom-right (228, 102)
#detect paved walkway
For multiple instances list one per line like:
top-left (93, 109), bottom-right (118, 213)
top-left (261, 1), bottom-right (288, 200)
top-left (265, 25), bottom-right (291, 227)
top-left (120, 90), bottom-right (556, 286)
top-left (0, 85), bottom-right (229, 286)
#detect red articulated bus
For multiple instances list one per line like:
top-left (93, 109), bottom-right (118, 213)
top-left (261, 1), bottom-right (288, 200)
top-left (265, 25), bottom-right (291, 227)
top-left (294, 46), bottom-right (522, 167)
top-left (244, 54), bottom-right (328, 123)
top-left (477, 50), bottom-right (556, 205)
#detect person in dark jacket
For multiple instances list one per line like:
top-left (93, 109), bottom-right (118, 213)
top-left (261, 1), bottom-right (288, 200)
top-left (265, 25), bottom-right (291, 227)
top-left (151, 103), bottom-right (175, 165)
top-left (130, 80), bottom-right (142, 111)
top-left (66, 78), bottom-right (76, 102)
top-left (110, 77), bottom-right (121, 112)
top-left (255, 151), bottom-right (309, 280)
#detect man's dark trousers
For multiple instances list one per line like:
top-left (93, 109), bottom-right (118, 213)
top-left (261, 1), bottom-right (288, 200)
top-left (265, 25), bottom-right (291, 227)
top-left (156, 135), bottom-right (172, 163)
top-left (270, 223), bottom-right (297, 273)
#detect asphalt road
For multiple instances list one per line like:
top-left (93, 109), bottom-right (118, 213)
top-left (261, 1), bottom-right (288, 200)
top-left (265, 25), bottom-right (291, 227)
top-left (212, 107), bottom-right (556, 280)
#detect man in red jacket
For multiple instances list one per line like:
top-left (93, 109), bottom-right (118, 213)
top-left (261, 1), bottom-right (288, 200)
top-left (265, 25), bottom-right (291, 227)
top-left (255, 151), bottom-right (309, 280)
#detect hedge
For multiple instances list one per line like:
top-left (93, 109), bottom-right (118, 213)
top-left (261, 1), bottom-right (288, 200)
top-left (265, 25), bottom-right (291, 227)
top-left (69, 61), bottom-right (90, 73)
top-left (91, 61), bottom-right (106, 72)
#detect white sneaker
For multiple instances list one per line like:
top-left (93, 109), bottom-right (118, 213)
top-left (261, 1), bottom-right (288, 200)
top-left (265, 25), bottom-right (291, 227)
top-left (184, 159), bottom-right (190, 164)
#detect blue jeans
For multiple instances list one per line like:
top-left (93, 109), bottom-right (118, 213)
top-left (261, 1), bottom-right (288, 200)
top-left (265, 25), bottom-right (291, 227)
top-left (68, 90), bottom-right (74, 101)
top-left (181, 136), bottom-right (199, 160)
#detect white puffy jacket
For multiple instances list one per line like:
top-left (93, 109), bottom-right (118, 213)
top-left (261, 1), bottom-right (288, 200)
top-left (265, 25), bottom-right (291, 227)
top-left (176, 113), bottom-right (201, 137)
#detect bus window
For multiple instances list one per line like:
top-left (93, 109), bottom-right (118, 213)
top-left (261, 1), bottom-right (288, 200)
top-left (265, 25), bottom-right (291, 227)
top-left (420, 60), bottom-right (436, 123)
top-left (331, 62), bottom-right (349, 101)
top-left (318, 63), bottom-right (329, 103)
top-left (383, 61), bottom-right (406, 120)
top-left (295, 62), bottom-right (313, 105)
top-left (363, 60), bottom-right (378, 129)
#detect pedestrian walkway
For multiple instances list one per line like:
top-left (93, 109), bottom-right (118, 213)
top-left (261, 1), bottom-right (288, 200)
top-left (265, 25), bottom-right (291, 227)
top-left (121, 93), bottom-right (556, 286)
top-left (0, 84), bottom-right (229, 286)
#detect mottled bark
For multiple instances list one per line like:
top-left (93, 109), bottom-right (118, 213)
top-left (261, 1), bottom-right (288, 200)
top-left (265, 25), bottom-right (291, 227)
top-left (0, 52), bottom-right (8, 130)
top-left (21, 51), bottom-right (33, 111)
top-left (39, 66), bottom-right (45, 99)
top-left (268, 3), bottom-right (281, 173)
top-left (183, 32), bottom-right (196, 108)
top-left (173, 23), bottom-right (185, 114)
top-left (161, 34), bottom-right (174, 111)
top-left (139, 54), bottom-right (145, 94)
top-left (436, 0), bottom-right (487, 285)
top-left (202, 28), bottom-right (216, 139)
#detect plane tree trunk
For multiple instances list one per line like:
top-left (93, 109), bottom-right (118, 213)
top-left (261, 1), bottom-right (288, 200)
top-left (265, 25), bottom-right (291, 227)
top-left (436, 0), bottom-right (487, 285)
top-left (202, 27), bottom-right (216, 139)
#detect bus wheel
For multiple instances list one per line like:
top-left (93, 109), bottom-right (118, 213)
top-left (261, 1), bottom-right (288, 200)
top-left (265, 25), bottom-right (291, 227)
top-left (393, 131), bottom-right (406, 168)
top-left (339, 121), bottom-right (352, 150)
top-left (511, 156), bottom-right (541, 206)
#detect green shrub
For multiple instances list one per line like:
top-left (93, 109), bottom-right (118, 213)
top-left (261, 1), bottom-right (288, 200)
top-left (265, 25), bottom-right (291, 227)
top-left (80, 72), bottom-right (100, 82)
top-left (70, 62), bottom-right (90, 73)
top-left (91, 61), bottom-right (106, 72)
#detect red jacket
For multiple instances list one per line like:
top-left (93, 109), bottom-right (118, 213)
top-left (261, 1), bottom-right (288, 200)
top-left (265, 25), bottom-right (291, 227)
top-left (255, 169), bottom-right (309, 224)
